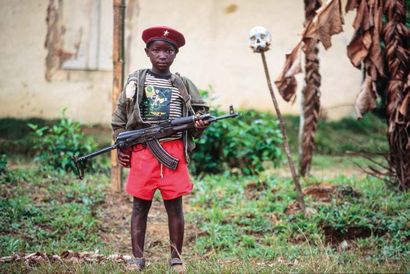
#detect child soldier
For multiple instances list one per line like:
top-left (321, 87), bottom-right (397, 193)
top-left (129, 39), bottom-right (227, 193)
top-left (111, 26), bottom-right (209, 271)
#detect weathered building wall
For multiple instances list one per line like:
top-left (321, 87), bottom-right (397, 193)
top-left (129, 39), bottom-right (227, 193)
top-left (0, 0), bottom-right (113, 124)
top-left (0, 0), bottom-right (361, 125)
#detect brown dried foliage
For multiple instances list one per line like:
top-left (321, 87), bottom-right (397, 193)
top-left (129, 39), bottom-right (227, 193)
top-left (275, 42), bottom-right (302, 102)
top-left (382, 0), bottom-right (410, 190)
top-left (299, 0), bottom-right (323, 176)
top-left (275, 0), bottom-right (343, 102)
top-left (0, 251), bottom-right (131, 266)
top-left (348, 0), bottom-right (385, 118)
top-left (275, 0), bottom-right (409, 188)
top-left (355, 73), bottom-right (377, 116)
top-left (303, 0), bottom-right (344, 49)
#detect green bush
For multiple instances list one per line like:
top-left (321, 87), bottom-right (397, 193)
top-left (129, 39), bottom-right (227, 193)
top-left (28, 111), bottom-right (97, 172)
top-left (190, 108), bottom-right (284, 175)
top-left (0, 154), bottom-right (6, 174)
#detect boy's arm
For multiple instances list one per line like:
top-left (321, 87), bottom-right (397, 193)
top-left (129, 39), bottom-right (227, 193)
top-left (111, 83), bottom-right (128, 140)
top-left (182, 77), bottom-right (209, 138)
top-left (183, 77), bottom-right (208, 111)
top-left (112, 71), bottom-right (140, 140)
top-left (111, 86), bottom-right (133, 168)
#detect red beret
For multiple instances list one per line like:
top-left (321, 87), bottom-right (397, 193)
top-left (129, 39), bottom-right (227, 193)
top-left (142, 26), bottom-right (186, 49)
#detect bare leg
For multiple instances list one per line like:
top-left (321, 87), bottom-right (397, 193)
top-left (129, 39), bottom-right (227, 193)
top-left (164, 196), bottom-right (184, 259)
top-left (131, 197), bottom-right (152, 258)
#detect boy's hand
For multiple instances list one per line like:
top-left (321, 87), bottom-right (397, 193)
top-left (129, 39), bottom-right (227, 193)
top-left (194, 118), bottom-right (209, 130)
top-left (117, 147), bottom-right (132, 168)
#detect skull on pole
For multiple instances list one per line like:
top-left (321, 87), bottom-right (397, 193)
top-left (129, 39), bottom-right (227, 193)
top-left (248, 25), bottom-right (306, 213)
top-left (248, 26), bottom-right (272, 53)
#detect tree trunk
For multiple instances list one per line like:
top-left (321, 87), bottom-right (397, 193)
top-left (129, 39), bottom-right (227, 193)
top-left (383, 0), bottom-right (410, 190)
top-left (299, 0), bottom-right (322, 176)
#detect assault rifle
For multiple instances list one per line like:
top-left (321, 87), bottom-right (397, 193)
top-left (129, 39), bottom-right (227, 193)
top-left (72, 106), bottom-right (239, 179)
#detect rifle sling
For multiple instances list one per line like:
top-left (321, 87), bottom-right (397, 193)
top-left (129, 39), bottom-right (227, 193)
top-left (146, 139), bottom-right (179, 170)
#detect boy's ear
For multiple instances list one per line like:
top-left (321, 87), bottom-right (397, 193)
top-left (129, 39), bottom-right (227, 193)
top-left (144, 47), bottom-right (149, 56)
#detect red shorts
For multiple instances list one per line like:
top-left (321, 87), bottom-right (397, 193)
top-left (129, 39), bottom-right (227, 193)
top-left (125, 139), bottom-right (193, 201)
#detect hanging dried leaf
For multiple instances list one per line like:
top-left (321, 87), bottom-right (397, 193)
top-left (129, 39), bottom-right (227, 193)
top-left (354, 73), bottom-right (377, 118)
top-left (399, 92), bottom-right (409, 117)
top-left (274, 42), bottom-right (303, 102)
top-left (347, 0), bottom-right (384, 76)
top-left (369, 1), bottom-right (385, 77)
top-left (276, 0), bottom-right (344, 102)
top-left (303, 0), bottom-right (344, 49)
top-left (345, 0), bottom-right (360, 12)
top-left (347, 31), bottom-right (372, 67)
top-left (352, 0), bottom-right (370, 30)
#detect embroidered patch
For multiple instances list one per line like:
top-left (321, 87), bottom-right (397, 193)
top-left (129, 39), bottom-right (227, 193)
top-left (125, 81), bottom-right (136, 99)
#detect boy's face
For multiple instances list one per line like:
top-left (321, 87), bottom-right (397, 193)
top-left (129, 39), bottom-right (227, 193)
top-left (145, 40), bottom-right (177, 74)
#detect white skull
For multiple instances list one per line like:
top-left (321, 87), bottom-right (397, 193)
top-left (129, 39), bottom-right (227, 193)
top-left (248, 26), bottom-right (272, 52)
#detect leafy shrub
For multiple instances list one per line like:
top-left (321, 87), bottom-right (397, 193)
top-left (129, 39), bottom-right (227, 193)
top-left (190, 108), bottom-right (284, 175)
top-left (0, 154), bottom-right (6, 174)
top-left (28, 111), bottom-right (97, 172)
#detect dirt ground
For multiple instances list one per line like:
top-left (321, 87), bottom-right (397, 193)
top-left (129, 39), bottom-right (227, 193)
top-left (100, 189), bottom-right (199, 264)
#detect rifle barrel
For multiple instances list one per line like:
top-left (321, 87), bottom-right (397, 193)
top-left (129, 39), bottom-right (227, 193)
top-left (206, 113), bottom-right (239, 123)
top-left (76, 144), bottom-right (117, 162)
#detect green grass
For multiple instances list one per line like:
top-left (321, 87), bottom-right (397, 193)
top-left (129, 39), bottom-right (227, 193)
top-left (0, 166), bottom-right (109, 257)
top-left (1, 165), bottom-right (408, 272)
top-left (284, 112), bottom-right (388, 155)
top-left (3, 256), bottom-right (408, 274)
top-left (188, 174), bottom-right (409, 263)
top-left (0, 114), bottom-right (406, 273)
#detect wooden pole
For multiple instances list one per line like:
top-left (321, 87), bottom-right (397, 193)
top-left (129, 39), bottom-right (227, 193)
top-left (260, 51), bottom-right (306, 213)
top-left (111, 0), bottom-right (126, 192)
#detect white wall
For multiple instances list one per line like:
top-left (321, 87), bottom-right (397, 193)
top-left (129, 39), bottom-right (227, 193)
top-left (0, 0), bottom-right (361, 125)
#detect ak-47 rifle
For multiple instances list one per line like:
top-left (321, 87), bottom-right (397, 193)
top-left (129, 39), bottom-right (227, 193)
top-left (72, 106), bottom-right (239, 179)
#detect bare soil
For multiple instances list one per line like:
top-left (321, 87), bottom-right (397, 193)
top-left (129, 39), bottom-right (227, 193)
top-left (100, 189), bottom-right (199, 264)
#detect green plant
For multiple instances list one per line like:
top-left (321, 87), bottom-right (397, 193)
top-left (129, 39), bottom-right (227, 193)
top-left (191, 108), bottom-right (284, 175)
top-left (28, 110), bottom-right (97, 172)
top-left (0, 154), bottom-right (7, 174)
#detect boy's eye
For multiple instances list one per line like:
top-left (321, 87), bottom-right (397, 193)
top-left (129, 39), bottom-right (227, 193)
top-left (150, 48), bottom-right (175, 55)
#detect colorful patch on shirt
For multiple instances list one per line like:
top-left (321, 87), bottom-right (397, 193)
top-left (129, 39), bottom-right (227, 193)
top-left (141, 86), bottom-right (173, 121)
top-left (145, 85), bottom-right (155, 97)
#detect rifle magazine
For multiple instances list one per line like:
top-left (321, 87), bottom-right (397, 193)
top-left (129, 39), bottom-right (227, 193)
top-left (146, 139), bottom-right (179, 170)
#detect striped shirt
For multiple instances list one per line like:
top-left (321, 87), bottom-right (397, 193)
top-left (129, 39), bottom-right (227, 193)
top-left (140, 70), bottom-right (183, 140)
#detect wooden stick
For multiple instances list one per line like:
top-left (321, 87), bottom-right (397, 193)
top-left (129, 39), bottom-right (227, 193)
top-left (111, 0), bottom-right (126, 192)
top-left (260, 51), bottom-right (306, 213)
